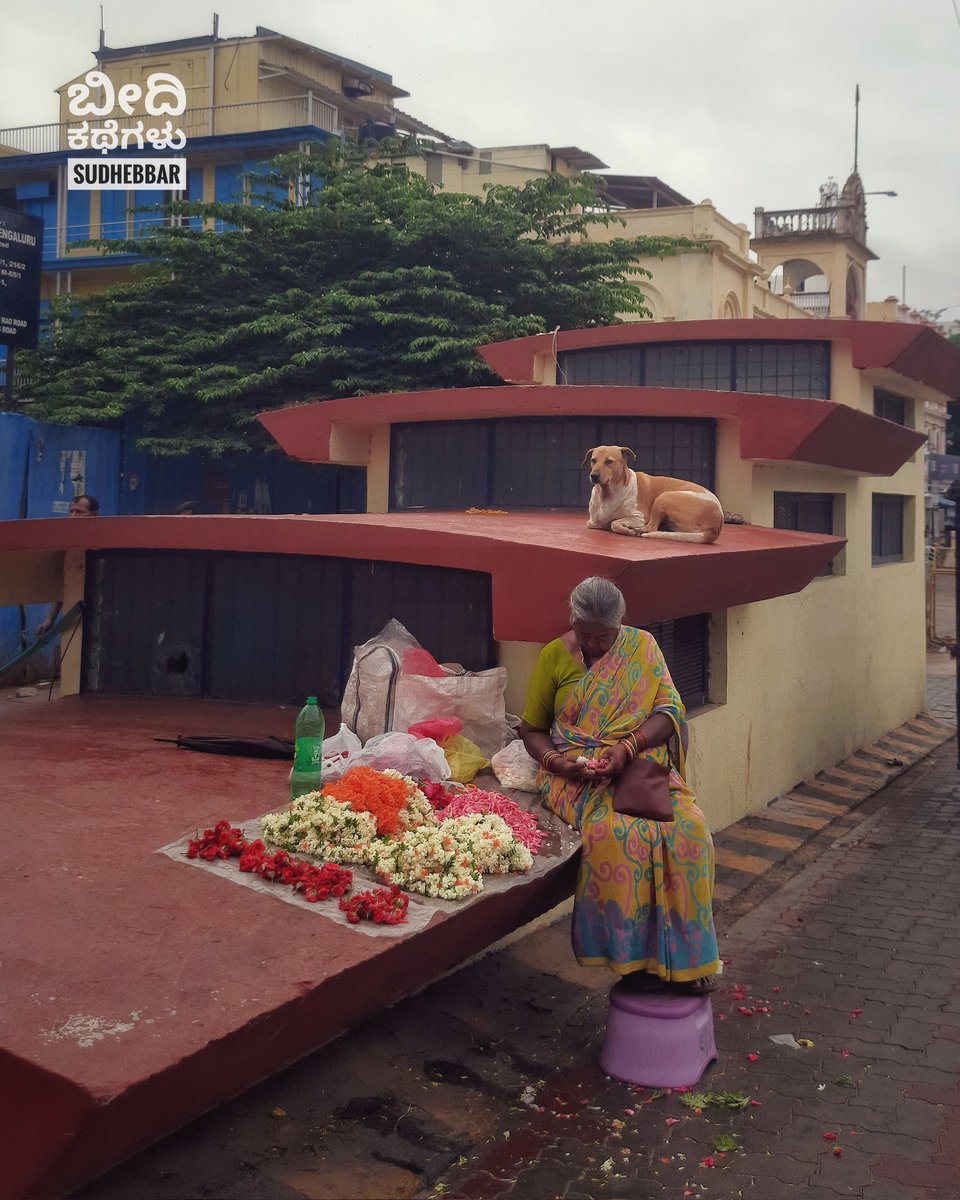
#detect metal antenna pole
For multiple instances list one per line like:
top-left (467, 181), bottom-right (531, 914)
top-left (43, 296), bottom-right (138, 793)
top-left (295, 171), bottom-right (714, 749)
top-left (853, 84), bottom-right (860, 173)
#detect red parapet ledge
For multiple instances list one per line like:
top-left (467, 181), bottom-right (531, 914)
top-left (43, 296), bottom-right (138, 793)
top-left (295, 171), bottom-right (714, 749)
top-left (0, 513), bottom-right (844, 641)
top-left (258, 384), bottom-right (924, 476)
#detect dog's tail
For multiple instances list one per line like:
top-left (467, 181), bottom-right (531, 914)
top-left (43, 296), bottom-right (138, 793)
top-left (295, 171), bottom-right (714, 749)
top-left (641, 530), bottom-right (720, 544)
top-left (723, 511), bottom-right (746, 524)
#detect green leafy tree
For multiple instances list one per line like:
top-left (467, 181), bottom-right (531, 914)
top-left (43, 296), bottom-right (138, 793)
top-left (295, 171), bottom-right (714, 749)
top-left (17, 142), bottom-right (693, 455)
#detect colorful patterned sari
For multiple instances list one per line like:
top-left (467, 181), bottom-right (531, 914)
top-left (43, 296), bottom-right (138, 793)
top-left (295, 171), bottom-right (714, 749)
top-left (540, 626), bottom-right (719, 982)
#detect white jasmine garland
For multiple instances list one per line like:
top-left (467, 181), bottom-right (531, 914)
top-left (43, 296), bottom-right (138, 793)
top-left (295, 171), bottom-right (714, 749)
top-left (261, 793), bottom-right (378, 865)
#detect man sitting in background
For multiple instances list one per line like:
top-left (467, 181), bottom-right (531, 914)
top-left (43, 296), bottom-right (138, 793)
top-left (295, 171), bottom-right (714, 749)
top-left (36, 494), bottom-right (99, 636)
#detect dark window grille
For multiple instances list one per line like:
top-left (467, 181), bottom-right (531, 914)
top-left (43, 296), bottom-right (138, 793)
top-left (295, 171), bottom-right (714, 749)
top-left (646, 343), bottom-right (733, 390)
top-left (391, 417), bottom-right (716, 511)
top-left (559, 340), bottom-right (830, 399)
top-left (641, 614), bottom-right (709, 711)
top-left (391, 422), bottom-right (492, 510)
top-left (873, 388), bottom-right (907, 425)
top-left (774, 491), bottom-right (836, 576)
top-left (560, 347), bottom-right (643, 385)
top-left (872, 495), bottom-right (905, 564)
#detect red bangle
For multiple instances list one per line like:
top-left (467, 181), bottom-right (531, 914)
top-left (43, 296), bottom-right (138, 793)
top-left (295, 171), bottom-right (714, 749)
top-left (634, 727), bottom-right (648, 754)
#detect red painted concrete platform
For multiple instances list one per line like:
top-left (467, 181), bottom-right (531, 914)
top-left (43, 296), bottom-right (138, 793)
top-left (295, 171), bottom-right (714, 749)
top-left (0, 695), bottom-right (579, 1199)
top-left (0, 512), bottom-right (842, 639)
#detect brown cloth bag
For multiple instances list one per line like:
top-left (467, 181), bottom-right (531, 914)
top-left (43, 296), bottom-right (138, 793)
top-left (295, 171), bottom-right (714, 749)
top-left (611, 755), bottom-right (675, 822)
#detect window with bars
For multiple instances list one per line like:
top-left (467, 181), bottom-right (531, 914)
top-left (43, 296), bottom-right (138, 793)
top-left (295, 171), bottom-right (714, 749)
top-left (641, 614), bottom-right (709, 711)
top-left (774, 491), bottom-right (837, 576)
top-left (646, 343), bottom-right (733, 390)
top-left (872, 495), bottom-right (906, 564)
top-left (873, 388), bottom-right (908, 425)
top-left (559, 340), bottom-right (830, 399)
top-left (390, 417), bottom-right (716, 511)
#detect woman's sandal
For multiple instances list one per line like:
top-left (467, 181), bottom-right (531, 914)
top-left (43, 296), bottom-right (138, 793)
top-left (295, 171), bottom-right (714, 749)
top-left (682, 976), bottom-right (720, 995)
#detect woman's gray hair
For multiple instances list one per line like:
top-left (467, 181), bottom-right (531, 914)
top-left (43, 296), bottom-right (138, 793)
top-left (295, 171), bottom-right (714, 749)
top-left (569, 576), bottom-right (625, 629)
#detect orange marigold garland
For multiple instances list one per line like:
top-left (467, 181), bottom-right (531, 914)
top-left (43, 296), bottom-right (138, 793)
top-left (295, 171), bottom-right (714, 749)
top-left (323, 766), bottom-right (424, 836)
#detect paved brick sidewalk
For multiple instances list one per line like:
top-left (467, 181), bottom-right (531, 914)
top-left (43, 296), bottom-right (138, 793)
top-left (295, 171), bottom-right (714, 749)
top-left (926, 651), bottom-right (957, 726)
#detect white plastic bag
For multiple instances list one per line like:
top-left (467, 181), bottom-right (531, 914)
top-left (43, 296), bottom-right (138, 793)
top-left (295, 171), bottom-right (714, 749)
top-left (341, 619), bottom-right (513, 759)
top-left (393, 665), bottom-right (512, 760)
top-left (491, 739), bottom-right (541, 793)
top-left (353, 731), bottom-right (451, 780)
top-left (340, 619), bottom-right (420, 745)
top-left (320, 726), bottom-right (363, 782)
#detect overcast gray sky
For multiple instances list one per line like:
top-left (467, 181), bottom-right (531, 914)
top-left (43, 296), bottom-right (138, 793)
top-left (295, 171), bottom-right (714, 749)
top-left (4, 1), bottom-right (959, 315)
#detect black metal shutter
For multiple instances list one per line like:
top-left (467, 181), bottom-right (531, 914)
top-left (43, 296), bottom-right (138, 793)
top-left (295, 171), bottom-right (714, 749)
top-left (84, 551), bottom-right (206, 695)
top-left (346, 560), bottom-right (493, 675)
top-left (205, 555), bottom-right (345, 706)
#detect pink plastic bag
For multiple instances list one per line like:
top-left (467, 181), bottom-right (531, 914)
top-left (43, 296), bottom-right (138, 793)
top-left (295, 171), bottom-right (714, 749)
top-left (407, 716), bottom-right (463, 742)
top-left (402, 647), bottom-right (446, 677)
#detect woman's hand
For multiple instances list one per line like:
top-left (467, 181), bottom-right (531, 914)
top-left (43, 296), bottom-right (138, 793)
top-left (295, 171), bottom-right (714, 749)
top-left (552, 755), bottom-right (593, 782)
top-left (593, 741), bottom-right (633, 780)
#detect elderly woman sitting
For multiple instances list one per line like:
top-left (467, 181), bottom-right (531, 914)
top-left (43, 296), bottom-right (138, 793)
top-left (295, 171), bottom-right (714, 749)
top-left (519, 575), bottom-right (719, 993)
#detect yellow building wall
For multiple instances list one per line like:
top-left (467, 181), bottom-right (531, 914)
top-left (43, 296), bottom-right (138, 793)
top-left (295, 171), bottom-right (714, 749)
top-left (56, 38), bottom-right (344, 139)
top-left (404, 145), bottom-right (573, 197)
top-left (584, 203), bottom-right (813, 323)
top-left (684, 448), bottom-right (924, 829)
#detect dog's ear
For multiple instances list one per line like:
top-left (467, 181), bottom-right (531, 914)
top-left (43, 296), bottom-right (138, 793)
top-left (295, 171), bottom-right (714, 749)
top-left (581, 448), bottom-right (596, 468)
top-left (619, 446), bottom-right (637, 463)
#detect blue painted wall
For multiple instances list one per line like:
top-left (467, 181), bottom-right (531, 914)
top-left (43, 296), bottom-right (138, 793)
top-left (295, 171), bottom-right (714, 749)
top-left (0, 413), bottom-right (123, 682)
top-left (23, 420), bottom-right (123, 518)
top-left (120, 441), bottom-right (365, 516)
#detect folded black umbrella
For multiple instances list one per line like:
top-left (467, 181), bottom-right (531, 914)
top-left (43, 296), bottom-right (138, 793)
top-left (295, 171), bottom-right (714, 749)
top-left (154, 734), bottom-right (294, 759)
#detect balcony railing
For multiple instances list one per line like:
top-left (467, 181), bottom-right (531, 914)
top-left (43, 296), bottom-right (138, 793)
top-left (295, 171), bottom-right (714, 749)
top-left (787, 291), bottom-right (831, 317)
top-left (0, 94), bottom-right (339, 156)
top-left (754, 204), bottom-right (867, 244)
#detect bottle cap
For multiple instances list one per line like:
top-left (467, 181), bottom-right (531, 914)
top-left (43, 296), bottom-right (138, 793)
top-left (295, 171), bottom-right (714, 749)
top-left (306, 695), bottom-right (317, 705)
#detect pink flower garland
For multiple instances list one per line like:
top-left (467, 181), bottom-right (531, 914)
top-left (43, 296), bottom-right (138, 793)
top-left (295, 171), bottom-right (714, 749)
top-left (441, 789), bottom-right (545, 854)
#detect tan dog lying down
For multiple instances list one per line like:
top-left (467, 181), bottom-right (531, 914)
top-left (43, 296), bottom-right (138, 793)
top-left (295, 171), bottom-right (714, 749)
top-left (585, 445), bottom-right (724, 543)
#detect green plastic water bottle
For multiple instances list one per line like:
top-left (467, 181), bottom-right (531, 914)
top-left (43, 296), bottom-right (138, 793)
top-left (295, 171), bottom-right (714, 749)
top-left (290, 696), bottom-right (325, 799)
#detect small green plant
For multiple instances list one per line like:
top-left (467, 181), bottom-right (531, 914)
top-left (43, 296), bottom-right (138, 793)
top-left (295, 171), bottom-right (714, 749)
top-left (834, 1073), bottom-right (854, 1087)
top-left (712, 1133), bottom-right (740, 1153)
top-left (680, 1090), bottom-right (750, 1112)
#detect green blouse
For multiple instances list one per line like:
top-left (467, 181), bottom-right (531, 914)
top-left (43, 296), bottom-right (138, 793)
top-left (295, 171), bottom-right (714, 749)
top-left (521, 638), bottom-right (585, 731)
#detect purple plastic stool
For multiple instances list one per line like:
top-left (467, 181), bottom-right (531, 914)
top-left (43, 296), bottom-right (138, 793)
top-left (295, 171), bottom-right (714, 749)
top-left (599, 984), bottom-right (717, 1087)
